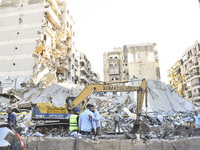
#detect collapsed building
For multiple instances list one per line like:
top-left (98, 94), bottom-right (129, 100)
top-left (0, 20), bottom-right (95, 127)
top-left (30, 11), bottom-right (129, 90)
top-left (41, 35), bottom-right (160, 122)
top-left (0, 0), bottom-right (99, 94)
top-left (103, 43), bottom-right (161, 82)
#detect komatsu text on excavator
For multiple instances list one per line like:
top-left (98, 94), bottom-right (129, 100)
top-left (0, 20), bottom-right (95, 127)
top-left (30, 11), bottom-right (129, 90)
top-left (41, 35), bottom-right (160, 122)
top-left (32, 79), bottom-right (148, 135)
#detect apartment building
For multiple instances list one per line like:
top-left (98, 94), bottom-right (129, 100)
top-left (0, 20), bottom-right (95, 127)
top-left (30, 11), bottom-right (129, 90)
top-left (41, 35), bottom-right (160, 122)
top-left (181, 41), bottom-right (200, 103)
top-left (168, 40), bottom-right (200, 103)
top-left (167, 60), bottom-right (183, 97)
top-left (0, 0), bottom-right (79, 91)
top-left (103, 43), bottom-right (161, 82)
top-left (79, 53), bottom-right (99, 86)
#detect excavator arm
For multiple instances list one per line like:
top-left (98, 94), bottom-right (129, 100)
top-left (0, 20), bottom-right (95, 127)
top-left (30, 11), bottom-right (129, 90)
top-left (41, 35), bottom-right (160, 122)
top-left (68, 83), bottom-right (141, 110)
top-left (68, 79), bottom-right (147, 114)
top-left (68, 79), bottom-right (148, 135)
top-left (129, 79), bottom-right (148, 134)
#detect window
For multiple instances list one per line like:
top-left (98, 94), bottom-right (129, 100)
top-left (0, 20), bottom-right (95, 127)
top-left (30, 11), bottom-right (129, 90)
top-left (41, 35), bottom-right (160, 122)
top-left (44, 34), bottom-right (47, 40)
top-left (138, 54), bottom-right (140, 58)
top-left (188, 91), bottom-right (192, 98)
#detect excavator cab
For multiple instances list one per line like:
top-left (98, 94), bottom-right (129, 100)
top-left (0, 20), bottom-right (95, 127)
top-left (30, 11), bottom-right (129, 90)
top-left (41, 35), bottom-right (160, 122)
top-left (66, 97), bottom-right (86, 113)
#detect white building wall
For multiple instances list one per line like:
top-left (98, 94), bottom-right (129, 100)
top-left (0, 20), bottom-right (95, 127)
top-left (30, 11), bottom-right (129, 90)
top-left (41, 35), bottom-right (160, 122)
top-left (0, 0), bottom-right (45, 90)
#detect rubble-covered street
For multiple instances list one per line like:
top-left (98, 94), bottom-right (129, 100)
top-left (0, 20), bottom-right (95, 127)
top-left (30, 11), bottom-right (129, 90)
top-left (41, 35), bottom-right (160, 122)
top-left (0, 79), bottom-right (199, 141)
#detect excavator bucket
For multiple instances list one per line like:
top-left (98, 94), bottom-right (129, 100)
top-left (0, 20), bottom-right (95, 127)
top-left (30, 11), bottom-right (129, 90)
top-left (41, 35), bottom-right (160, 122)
top-left (129, 123), bottom-right (140, 134)
top-left (129, 121), bottom-right (150, 135)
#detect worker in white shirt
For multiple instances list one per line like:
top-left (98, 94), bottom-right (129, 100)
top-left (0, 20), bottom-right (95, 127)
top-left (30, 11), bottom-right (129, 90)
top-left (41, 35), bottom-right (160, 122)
top-left (79, 104), bottom-right (96, 136)
top-left (89, 105), bottom-right (101, 137)
top-left (194, 110), bottom-right (200, 129)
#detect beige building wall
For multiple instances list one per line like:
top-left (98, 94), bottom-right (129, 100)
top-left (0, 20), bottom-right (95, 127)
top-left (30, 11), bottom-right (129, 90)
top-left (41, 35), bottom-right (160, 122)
top-left (127, 43), bottom-right (160, 80)
top-left (103, 50), bottom-right (123, 82)
top-left (103, 43), bottom-right (161, 82)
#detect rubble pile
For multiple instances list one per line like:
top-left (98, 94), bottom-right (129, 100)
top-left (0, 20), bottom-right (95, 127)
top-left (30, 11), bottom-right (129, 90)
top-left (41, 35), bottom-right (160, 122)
top-left (0, 79), bottom-right (199, 139)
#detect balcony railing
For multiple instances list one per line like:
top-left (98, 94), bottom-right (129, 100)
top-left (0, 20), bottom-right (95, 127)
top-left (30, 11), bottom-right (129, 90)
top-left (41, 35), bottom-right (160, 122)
top-left (80, 58), bottom-right (87, 65)
top-left (80, 75), bottom-right (88, 82)
top-left (45, 5), bottom-right (61, 28)
top-left (193, 94), bottom-right (200, 97)
top-left (190, 72), bottom-right (200, 78)
top-left (192, 83), bottom-right (200, 87)
top-left (80, 66), bottom-right (88, 75)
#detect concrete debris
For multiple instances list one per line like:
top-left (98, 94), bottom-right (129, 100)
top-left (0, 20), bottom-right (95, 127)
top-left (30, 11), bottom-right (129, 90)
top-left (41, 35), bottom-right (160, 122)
top-left (0, 79), bottom-right (199, 140)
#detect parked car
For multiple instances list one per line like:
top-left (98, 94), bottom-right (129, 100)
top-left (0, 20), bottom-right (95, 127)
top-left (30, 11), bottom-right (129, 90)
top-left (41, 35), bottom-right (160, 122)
top-left (0, 122), bottom-right (24, 150)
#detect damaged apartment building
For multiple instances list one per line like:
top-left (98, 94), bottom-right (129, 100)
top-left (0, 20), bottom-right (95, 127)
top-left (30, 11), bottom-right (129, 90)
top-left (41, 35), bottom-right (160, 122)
top-left (79, 53), bottom-right (100, 86)
top-left (0, 0), bottom-right (99, 92)
top-left (103, 43), bottom-right (161, 82)
top-left (168, 40), bottom-right (200, 104)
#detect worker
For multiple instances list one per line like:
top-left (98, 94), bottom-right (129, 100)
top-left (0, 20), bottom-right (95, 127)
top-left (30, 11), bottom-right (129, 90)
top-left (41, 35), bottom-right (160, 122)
top-left (194, 110), bottom-right (200, 129)
top-left (114, 110), bottom-right (121, 134)
top-left (89, 105), bottom-right (101, 137)
top-left (69, 108), bottom-right (81, 132)
top-left (6, 107), bottom-right (17, 131)
top-left (79, 104), bottom-right (96, 136)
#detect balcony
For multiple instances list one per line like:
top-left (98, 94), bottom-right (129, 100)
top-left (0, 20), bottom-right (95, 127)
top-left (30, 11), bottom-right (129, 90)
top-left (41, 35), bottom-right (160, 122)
top-left (80, 58), bottom-right (87, 65)
top-left (47, 0), bottom-right (61, 16)
top-left (197, 50), bottom-right (200, 56)
top-left (45, 4), bottom-right (61, 29)
top-left (80, 66), bottom-right (88, 75)
top-left (188, 64), bottom-right (199, 72)
top-left (190, 72), bottom-right (200, 78)
top-left (191, 83), bottom-right (200, 87)
top-left (59, 62), bottom-right (70, 71)
top-left (80, 75), bottom-right (88, 82)
top-left (174, 73), bottom-right (181, 77)
top-left (193, 94), bottom-right (200, 97)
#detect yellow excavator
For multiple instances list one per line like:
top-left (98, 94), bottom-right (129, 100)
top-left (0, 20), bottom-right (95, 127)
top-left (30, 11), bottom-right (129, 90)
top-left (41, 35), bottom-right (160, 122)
top-left (32, 79), bottom-right (148, 135)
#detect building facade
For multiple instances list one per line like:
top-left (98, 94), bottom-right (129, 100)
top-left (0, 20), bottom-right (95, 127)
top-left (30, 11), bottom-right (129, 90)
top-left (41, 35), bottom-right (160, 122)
top-left (167, 60), bottom-right (183, 97)
top-left (168, 40), bottom-right (200, 103)
top-left (79, 53), bottom-right (99, 86)
top-left (0, 0), bottom-right (83, 92)
top-left (103, 43), bottom-right (161, 82)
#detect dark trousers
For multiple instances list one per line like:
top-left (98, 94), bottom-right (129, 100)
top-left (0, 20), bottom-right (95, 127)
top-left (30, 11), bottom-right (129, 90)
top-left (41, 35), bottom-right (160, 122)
top-left (114, 120), bottom-right (120, 133)
top-left (81, 131), bottom-right (90, 135)
top-left (96, 127), bottom-right (101, 135)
